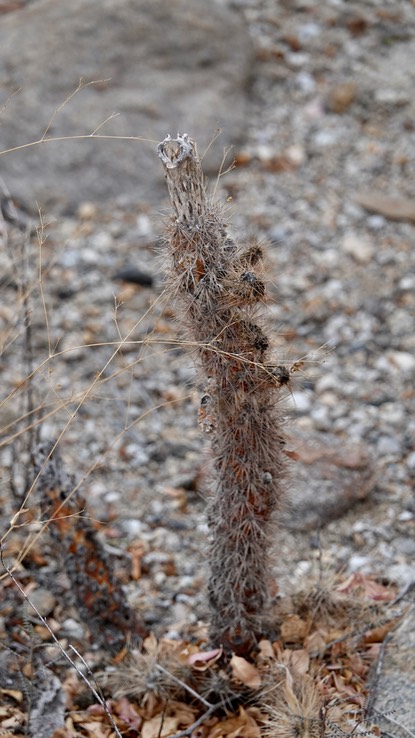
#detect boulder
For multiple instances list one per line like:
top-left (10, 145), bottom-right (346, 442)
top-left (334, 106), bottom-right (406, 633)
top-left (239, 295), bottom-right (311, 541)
top-left (373, 604), bottom-right (415, 736)
top-left (0, 0), bottom-right (252, 211)
top-left (284, 432), bottom-right (375, 530)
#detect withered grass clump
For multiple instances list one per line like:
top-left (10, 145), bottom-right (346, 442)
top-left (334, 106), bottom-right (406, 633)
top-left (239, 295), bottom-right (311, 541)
top-left (158, 134), bottom-right (290, 655)
top-left (101, 636), bottom-right (192, 707)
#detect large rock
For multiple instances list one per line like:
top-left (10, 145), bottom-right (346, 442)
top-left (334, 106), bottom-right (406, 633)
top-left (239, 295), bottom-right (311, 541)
top-left (0, 0), bottom-right (252, 211)
top-left (373, 605), bottom-right (415, 736)
top-left (284, 432), bottom-right (375, 531)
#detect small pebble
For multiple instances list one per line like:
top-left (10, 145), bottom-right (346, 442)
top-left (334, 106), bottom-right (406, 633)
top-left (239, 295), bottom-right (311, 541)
top-left (399, 276), bottom-right (415, 291)
top-left (394, 537), bottom-right (415, 557)
top-left (367, 215), bottom-right (385, 230)
top-left (62, 618), bottom-right (85, 639)
top-left (341, 233), bottom-right (374, 264)
top-left (89, 231), bottom-right (114, 250)
top-left (122, 519), bottom-right (146, 537)
top-left (398, 510), bottom-right (413, 521)
top-left (291, 391), bottom-right (312, 413)
top-left (28, 588), bottom-right (56, 617)
top-left (77, 202), bottom-right (97, 220)
top-left (377, 436), bottom-right (401, 456)
top-left (387, 351), bottom-right (415, 373)
top-left (348, 554), bottom-right (372, 573)
top-left (310, 405), bottom-right (331, 431)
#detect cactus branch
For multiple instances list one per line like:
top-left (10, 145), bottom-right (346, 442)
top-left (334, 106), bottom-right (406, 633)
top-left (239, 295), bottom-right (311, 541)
top-left (158, 134), bottom-right (288, 655)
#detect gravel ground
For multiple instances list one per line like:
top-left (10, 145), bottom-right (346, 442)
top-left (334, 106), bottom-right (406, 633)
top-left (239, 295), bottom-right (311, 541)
top-left (1, 0), bottom-right (415, 724)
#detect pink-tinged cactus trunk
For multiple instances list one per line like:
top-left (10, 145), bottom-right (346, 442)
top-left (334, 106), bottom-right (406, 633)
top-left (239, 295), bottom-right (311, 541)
top-left (158, 134), bottom-right (287, 655)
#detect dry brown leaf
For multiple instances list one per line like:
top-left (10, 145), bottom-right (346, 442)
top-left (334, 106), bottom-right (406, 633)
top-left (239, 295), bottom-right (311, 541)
top-left (354, 192), bottom-right (415, 222)
top-left (141, 715), bottom-right (182, 738)
top-left (0, 707), bottom-right (13, 718)
top-left (140, 700), bottom-right (197, 735)
top-left (256, 639), bottom-right (276, 669)
top-left (168, 700), bottom-right (198, 723)
top-left (331, 671), bottom-right (360, 700)
top-left (0, 709), bottom-right (26, 729)
top-left (337, 573), bottom-right (395, 601)
top-left (188, 647), bottom-right (223, 670)
top-left (305, 630), bottom-right (327, 658)
top-left (0, 688), bottom-right (23, 703)
top-left (86, 724), bottom-right (113, 738)
top-left (364, 618), bottom-right (400, 643)
top-left (114, 697), bottom-right (142, 730)
top-left (230, 655), bottom-right (261, 689)
top-left (143, 633), bottom-right (159, 655)
top-left (289, 648), bottom-right (310, 676)
top-left (74, 711), bottom-right (115, 738)
top-left (272, 648), bottom-right (311, 679)
top-left (346, 651), bottom-right (367, 679)
top-left (280, 614), bottom-right (308, 643)
top-left (207, 706), bottom-right (261, 738)
top-left (86, 703), bottom-right (112, 719)
top-left (72, 718), bottom-right (111, 738)
top-left (52, 724), bottom-right (78, 738)
top-left (178, 643), bottom-right (200, 664)
top-left (62, 716), bottom-right (79, 738)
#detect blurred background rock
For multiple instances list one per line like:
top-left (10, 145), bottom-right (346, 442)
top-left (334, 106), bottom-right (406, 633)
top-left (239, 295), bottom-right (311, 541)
top-left (0, 0), bottom-right (252, 212)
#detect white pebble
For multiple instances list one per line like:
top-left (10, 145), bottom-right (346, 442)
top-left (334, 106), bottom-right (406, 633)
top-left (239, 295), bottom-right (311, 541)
top-left (135, 214), bottom-right (152, 237)
top-left (398, 510), bottom-right (413, 521)
top-left (291, 391), bottom-right (312, 413)
top-left (341, 233), bottom-right (374, 264)
top-left (315, 374), bottom-right (338, 394)
top-left (377, 436), bottom-right (401, 456)
top-left (311, 405), bottom-right (331, 430)
top-left (348, 554), bottom-right (372, 573)
top-left (387, 351), bottom-right (415, 373)
top-left (62, 618), bottom-right (85, 639)
top-left (89, 231), bottom-right (113, 250)
top-left (122, 518), bottom-right (145, 536)
top-left (367, 215), bottom-right (385, 230)
top-left (400, 276), bottom-right (415, 290)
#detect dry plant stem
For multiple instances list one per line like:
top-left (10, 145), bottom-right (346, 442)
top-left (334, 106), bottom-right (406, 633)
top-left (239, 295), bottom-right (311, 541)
top-left (33, 441), bottom-right (147, 649)
top-left (158, 134), bottom-right (287, 655)
top-left (0, 547), bottom-right (124, 738)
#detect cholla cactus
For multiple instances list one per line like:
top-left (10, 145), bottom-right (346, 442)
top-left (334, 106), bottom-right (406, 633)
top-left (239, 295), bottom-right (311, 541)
top-left (158, 134), bottom-right (289, 655)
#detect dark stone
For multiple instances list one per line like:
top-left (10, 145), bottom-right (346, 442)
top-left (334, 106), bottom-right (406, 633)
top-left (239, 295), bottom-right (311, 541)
top-left (114, 266), bottom-right (154, 287)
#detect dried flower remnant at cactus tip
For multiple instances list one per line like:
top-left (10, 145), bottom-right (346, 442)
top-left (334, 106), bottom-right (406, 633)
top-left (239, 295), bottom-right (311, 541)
top-left (157, 133), bottom-right (193, 169)
top-left (158, 133), bottom-right (288, 656)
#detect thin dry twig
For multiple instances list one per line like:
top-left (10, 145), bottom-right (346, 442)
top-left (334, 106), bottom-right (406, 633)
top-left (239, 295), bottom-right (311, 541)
top-left (390, 579), bottom-right (415, 606)
top-left (0, 132), bottom-right (158, 159)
